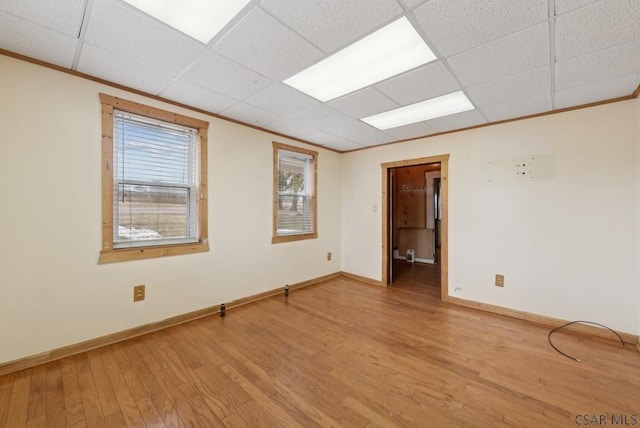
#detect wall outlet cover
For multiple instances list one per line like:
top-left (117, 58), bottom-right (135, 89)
top-left (134, 284), bottom-right (146, 302)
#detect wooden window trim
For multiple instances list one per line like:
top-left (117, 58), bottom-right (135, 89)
top-left (272, 142), bottom-right (318, 244)
top-left (98, 93), bottom-right (209, 263)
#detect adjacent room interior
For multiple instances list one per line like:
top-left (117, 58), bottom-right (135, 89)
top-left (388, 161), bottom-right (442, 295)
top-left (1, 0), bottom-right (640, 426)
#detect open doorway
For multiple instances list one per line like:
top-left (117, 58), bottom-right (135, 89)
top-left (382, 155), bottom-right (449, 300)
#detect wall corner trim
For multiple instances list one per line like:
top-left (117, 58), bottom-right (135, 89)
top-left (0, 271), bottom-right (341, 377)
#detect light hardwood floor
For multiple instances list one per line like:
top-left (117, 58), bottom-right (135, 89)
top-left (390, 260), bottom-right (441, 297)
top-left (1, 272), bottom-right (639, 427)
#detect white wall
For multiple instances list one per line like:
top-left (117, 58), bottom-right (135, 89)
top-left (0, 56), bottom-right (342, 364)
top-left (342, 100), bottom-right (639, 335)
top-left (1, 53), bottom-right (638, 365)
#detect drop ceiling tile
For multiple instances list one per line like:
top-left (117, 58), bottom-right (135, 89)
top-left (0, 12), bottom-right (77, 67)
top-left (221, 102), bottom-right (281, 128)
top-left (288, 105), bottom-right (386, 144)
top-left (306, 131), bottom-right (364, 151)
top-left (448, 23), bottom-right (549, 87)
top-left (337, 122), bottom-right (393, 146)
top-left (77, 43), bottom-right (174, 94)
top-left (480, 94), bottom-right (552, 122)
top-left (181, 51), bottom-right (274, 100)
top-left (245, 83), bottom-right (321, 117)
top-left (383, 122), bottom-right (437, 140)
top-left (413, 0), bottom-right (547, 57)
top-left (555, 0), bottom-right (599, 15)
top-left (375, 61), bottom-right (460, 105)
top-left (260, 0), bottom-right (403, 53)
top-left (213, 8), bottom-right (322, 81)
top-left (556, 0), bottom-right (640, 61)
top-left (0, 0), bottom-right (85, 37)
top-left (556, 39), bottom-right (640, 90)
top-left (288, 105), bottom-right (355, 130)
top-left (466, 66), bottom-right (550, 108)
top-left (357, 138), bottom-right (395, 147)
top-left (324, 140), bottom-right (366, 152)
top-left (267, 119), bottom-right (327, 140)
top-left (403, 0), bottom-right (427, 8)
top-left (266, 119), bottom-right (356, 151)
top-left (161, 80), bottom-right (238, 114)
top-left (328, 88), bottom-right (398, 119)
top-left (555, 73), bottom-right (640, 108)
top-left (426, 109), bottom-right (487, 133)
top-left (85, 0), bottom-right (204, 75)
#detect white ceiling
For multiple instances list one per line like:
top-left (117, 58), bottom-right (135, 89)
top-left (1, 0), bottom-right (639, 152)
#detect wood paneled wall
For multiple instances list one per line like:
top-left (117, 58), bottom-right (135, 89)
top-left (392, 164), bottom-right (440, 260)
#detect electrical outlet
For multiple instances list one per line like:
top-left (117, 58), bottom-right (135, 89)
top-left (495, 274), bottom-right (504, 287)
top-left (327, 252), bottom-right (332, 261)
top-left (133, 284), bottom-right (145, 302)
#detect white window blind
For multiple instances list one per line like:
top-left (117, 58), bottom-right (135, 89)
top-left (113, 110), bottom-right (199, 248)
top-left (276, 149), bottom-right (313, 236)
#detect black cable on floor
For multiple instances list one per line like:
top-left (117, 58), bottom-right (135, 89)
top-left (547, 320), bottom-right (625, 362)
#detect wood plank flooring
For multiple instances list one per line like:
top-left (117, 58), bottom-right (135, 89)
top-left (1, 272), bottom-right (639, 427)
top-left (390, 260), bottom-right (441, 297)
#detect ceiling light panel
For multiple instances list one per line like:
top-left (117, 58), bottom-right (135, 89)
top-left (284, 17), bottom-right (436, 102)
top-left (361, 91), bottom-right (475, 130)
top-left (121, 0), bottom-right (251, 44)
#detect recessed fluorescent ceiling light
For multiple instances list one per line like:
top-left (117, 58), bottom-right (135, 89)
top-left (283, 17), bottom-right (436, 102)
top-left (122, 0), bottom-right (251, 44)
top-left (361, 91), bottom-right (475, 130)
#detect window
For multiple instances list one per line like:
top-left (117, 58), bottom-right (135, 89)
top-left (272, 142), bottom-right (318, 243)
top-left (99, 94), bottom-right (208, 263)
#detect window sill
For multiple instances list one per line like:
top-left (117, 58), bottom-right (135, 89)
top-left (99, 242), bottom-right (209, 264)
top-left (272, 233), bottom-right (318, 244)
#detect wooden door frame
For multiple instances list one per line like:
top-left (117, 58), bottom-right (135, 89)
top-left (381, 154), bottom-right (449, 300)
